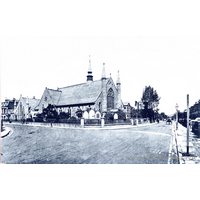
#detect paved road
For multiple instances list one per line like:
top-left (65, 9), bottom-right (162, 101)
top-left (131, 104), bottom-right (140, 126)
top-left (1, 122), bottom-right (178, 164)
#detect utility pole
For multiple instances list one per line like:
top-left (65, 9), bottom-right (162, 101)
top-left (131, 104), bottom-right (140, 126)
top-left (187, 94), bottom-right (189, 155)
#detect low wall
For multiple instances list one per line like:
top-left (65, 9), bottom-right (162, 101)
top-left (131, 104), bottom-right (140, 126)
top-left (4, 121), bottom-right (82, 128)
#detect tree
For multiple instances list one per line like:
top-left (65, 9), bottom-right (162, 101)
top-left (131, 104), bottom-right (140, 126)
top-left (42, 104), bottom-right (58, 120)
top-left (141, 86), bottom-right (160, 122)
top-left (158, 112), bottom-right (168, 120)
top-left (131, 107), bottom-right (142, 119)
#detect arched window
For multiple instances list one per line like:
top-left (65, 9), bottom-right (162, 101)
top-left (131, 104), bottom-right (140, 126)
top-left (107, 88), bottom-right (114, 109)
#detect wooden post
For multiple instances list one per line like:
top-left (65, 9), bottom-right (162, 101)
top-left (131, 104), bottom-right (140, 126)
top-left (187, 94), bottom-right (189, 155)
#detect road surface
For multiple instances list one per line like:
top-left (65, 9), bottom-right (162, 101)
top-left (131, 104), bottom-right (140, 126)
top-left (1, 122), bottom-right (178, 164)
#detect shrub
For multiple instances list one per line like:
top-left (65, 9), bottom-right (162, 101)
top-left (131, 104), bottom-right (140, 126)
top-left (35, 113), bottom-right (44, 122)
top-left (105, 112), bottom-right (114, 121)
top-left (27, 118), bottom-right (33, 122)
top-left (59, 112), bottom-right (70, 119)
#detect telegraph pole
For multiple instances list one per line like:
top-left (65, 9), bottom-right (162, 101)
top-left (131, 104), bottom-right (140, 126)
top-left (187, 94), bottom-right (189, 155)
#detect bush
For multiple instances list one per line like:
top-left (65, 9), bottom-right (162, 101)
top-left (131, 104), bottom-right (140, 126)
top-left (105, 112), bottom-right (114, 121)
top-left (35, 113), bottom-right (44, 122)
top-left (59, 112), bottom-right (70, 120)
top-left (27, 118), bottom-right (33, 122)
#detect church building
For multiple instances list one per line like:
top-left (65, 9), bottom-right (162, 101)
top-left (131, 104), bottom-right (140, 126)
top-left (35, 56), bottom-right (123, 119)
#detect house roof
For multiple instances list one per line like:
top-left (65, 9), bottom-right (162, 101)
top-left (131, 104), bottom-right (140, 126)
top-left (123, 101), bottom-right (130, 106)
top-left (21, 97), bottom-right (40, 110)
top-left (57, 79), bottom-right (109, 106)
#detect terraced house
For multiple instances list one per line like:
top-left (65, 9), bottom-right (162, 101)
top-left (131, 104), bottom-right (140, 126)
top-left (1, 98), bottom-right (18, 120)
top-left (35, 56), bottom-right (123, 119)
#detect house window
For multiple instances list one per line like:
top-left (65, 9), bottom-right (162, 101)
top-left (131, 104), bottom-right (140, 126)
top-left (107, 88), bottom-right (114, 109)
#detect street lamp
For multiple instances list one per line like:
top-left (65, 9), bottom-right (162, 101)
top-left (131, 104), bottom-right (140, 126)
top-left (175, 103), bottom-right (179, 130)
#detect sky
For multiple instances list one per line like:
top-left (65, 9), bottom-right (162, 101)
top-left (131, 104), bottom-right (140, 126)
top-left (1, 36), bottom-right (200, 115)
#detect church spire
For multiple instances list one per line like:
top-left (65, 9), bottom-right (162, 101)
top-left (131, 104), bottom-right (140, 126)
top-left (87, 55), bottom-right (93, 82)
top-left (101, 63), bottom-right (106, 80)
top-left (116, 70), bottom-right (121, 85)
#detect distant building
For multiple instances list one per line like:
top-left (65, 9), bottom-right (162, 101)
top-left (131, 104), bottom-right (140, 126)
top-left (190, 100), bottom-right (200, 119)
top-left (14, 95), bottom-right (40, 120)
top-left (123, 102), bottom-right (131, 119)
top-left (35, 56), bottom-right (123, 119)
top-left (1, 98), bottom-right (18, 120)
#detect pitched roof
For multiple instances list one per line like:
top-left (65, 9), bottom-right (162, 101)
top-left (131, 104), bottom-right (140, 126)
top-left (57, 79), bottom-right (109, 106)
top-left (21, 97), bottom-right (40, 109)
top-left (47, 89), bottom-right (62, 105)
top-left (123, 101), bottom-right (130, 106)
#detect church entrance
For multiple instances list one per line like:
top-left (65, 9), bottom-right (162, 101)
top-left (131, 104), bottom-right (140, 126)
top-left (107, 88), bottom-right (114, 110)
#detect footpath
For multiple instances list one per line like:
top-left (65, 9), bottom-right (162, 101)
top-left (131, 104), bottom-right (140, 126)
top-left (173, 122), bottom-right (200, 164)
top-left (1, 126), bottom-right (13, 138)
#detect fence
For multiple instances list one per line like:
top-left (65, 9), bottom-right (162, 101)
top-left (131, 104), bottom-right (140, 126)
top-left (105, 119), bottom-right (132, 125)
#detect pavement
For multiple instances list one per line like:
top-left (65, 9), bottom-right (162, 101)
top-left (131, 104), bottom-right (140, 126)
top-left (1, 126), bottom-right (13, 138)
top-left (173, 121), bottom-right (200, 164)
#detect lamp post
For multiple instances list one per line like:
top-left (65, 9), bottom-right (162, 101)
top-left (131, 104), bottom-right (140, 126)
top-left (175, 103), bottom-right (179, 130)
